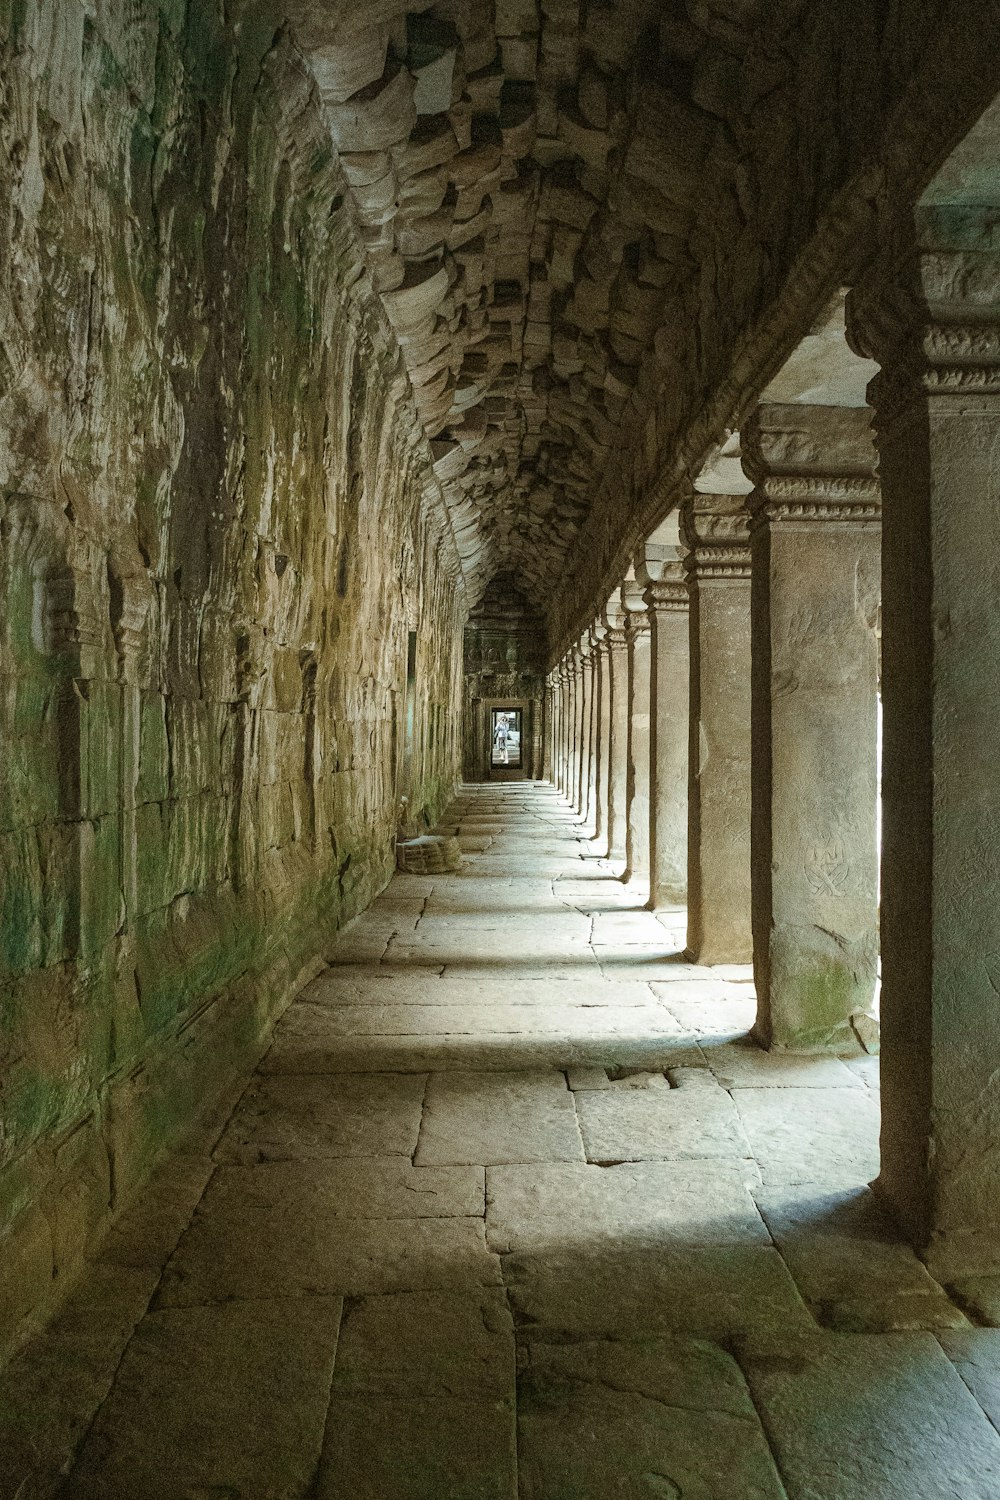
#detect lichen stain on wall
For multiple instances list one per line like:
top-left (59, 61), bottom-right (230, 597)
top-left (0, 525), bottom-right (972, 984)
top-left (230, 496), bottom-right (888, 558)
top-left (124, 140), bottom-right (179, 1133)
top-left (0, 1), bottom-right (463, 1353)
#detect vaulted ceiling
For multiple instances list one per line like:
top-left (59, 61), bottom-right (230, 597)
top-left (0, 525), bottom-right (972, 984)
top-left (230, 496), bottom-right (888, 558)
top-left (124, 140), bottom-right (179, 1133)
top-left (287, 0), bottom-right (768, 607)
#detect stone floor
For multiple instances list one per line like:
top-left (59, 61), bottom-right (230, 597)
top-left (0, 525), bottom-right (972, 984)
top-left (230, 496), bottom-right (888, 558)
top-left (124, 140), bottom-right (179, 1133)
top-left (5, 782), bottom-right (1000, 1499)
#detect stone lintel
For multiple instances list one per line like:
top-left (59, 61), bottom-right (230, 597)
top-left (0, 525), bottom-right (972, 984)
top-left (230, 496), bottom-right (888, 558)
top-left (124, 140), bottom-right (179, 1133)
top-left (742, 404), bottom-right (880, 529)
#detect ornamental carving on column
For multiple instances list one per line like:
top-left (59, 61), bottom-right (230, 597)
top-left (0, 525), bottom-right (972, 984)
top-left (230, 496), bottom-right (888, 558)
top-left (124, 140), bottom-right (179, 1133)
top-left (643, 564), bottom-right (689, 614)
top-left (621, 579), bottom-right (650, 636)
top-left (741, 404), bottom-right (881, 529)
top-left (847, 237), bottom-right (1000, 427)
top-left (680, 492), bottom-right (752, 580)
top-left (603, 595), bottom-right (629, 652)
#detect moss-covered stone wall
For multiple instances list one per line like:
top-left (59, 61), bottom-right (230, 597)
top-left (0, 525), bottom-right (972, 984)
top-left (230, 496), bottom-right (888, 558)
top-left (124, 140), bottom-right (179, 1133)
top-left (0, 1), bottom-right (464, 1355)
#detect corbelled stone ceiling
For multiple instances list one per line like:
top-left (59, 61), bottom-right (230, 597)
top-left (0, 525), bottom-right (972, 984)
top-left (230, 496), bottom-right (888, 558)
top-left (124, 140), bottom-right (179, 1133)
top-left (287, 0), bottom-right (756, 607)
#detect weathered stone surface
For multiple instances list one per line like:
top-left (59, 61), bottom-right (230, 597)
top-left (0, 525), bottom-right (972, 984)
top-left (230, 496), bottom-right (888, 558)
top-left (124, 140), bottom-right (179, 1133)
top-left (0, 4), bottom-right (465, 1347)
top-left (64, 1299), bottom-right (343, 1500)
top-left (575, 1078), bottom-right (751, 1163)
top-left (755, 1185), bottom-right (966, 1332)
top-left (742, 1332), bottom-right (1000, 1499)
top-left (518, 1338), bottom-right (787, 1500)
top-left (743, 403), bottom-right (881, 1054)
top-left (161, 1188), bottom-right (502, 1304)
top-left (214, 1072), bottom-right (427, 1162)
top-left (261, 1002), bottom-right (706, 1075)
top-left (332, 1289), bottom-right (515, 1399)
top-left (316, 1396), bottom-right (518, 1500)
top-left (303, 973), bottom-right (657, 1008)
top-left (938, 1330), bottom-right (1000, 1430)
top-left (705, 1040), bottom-right (864, 1090)
top-left (504, 1244), bottom-right (813, 1341)
top-left (486, 1161), bottom-right (768, 1252)
top-left (734, 1088), bottom-right (881, 1187)
top-left (397, 835), bottom-right (464, 874)
top-left (415, 1071), bottom-right (584, 1165)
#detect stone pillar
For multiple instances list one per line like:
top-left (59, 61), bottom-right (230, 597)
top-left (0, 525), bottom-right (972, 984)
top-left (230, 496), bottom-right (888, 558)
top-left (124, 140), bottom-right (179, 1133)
top-left (575, 635), bottom-right (593, 815)
top-left (558, 661), bottom-right (571, 796)
top-left (622, 583), bottom-right (650, 882)
top-left (542, 674), bottom-right (554, 782)
top-left (605, 602), bottom-right (630, 863)
top-left (644, 568), bottom-right (689, 908)
top-left (681, 493), bottom-right (754, 964)
top-left (567, 649), bottom-right (582, 809)
top-left (588, 623), bottom-right (609, 837)
top-left (847, 216), bottom-right (1000, 1273)
top-left (742, 403), bottom-right (880, 1052)
top-left (551, 667), bottom-right (562, 791)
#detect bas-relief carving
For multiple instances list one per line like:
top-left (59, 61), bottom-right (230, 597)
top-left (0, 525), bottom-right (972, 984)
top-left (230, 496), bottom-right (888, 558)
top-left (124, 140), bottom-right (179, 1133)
top-left (804, 832), bottom-right (851, 899)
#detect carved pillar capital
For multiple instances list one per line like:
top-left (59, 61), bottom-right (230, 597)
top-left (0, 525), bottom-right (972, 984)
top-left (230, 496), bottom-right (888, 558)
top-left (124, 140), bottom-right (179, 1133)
top-left (742, 403), bottom-right (880, 529)
top-left (643, 564), bottom-right (689, 614)
top-left (680, 492), bottom-right (752, 580)
top-left (847, 237), bottom-right (1000, 426)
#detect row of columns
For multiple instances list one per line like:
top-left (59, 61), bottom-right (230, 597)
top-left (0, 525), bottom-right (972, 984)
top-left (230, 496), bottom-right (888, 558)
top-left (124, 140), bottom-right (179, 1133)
top-left (549, 399), bottom-right (880, 1057)
top-left (548, 159), bottom-right (1000, 1275)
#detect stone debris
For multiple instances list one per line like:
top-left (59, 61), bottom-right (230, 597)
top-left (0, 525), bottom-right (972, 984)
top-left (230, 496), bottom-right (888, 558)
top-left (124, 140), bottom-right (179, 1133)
top-left (397, 834), bottom-right (465, 872)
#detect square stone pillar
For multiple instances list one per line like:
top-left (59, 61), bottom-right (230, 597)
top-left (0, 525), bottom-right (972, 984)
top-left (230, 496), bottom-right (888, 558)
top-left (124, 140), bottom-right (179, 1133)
top-left (681, 493), bottom-right (753, 964)
top-left (622, 584), bottom-right (650, 882)
top-left (558, 661), bottom-right (571, 796)
top-left (742, 404), bottom-right (881, 1053)
top-left (567, 649), bottom-right (583, 810)
top-left (542, 675), bottom-right (554, 782)
top-left (588, 623), bottom-right (610, 838)
top-left (644, 569), bottom-right (689, 908)
top-left (848, 218), bottom-right (1000, 1274)
top-left (576, 635), bottom-right (594, 816)
top-left (604, 604), bottom-right (630, 863)
top-left (552, 666), bottom-right (564, 792)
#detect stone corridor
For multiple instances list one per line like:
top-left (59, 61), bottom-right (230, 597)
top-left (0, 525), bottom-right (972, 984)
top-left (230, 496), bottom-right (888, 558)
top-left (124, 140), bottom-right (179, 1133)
top-left (5, 782), bottom-right (1000, 1499)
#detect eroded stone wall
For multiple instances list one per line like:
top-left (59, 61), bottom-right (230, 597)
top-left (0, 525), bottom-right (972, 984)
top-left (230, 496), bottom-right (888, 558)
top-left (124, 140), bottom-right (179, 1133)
top-left (0, 2), bottom-right (463, 1354)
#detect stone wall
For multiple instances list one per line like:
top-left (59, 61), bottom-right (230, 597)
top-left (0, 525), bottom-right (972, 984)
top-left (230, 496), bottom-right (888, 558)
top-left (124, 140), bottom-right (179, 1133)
top-left (0, 2), bottom-right (464, 1356)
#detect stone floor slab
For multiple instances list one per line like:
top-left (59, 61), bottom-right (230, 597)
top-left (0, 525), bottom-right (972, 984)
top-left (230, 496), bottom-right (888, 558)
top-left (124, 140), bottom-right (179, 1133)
top-left (742, 1331), bottom-right (1000, 1499)
top-left (486, 1160), bottom-right (768, 1252)
top-left (332, 1289), bottom-right (515, 1399)
top-left (316, 1395), bottom-right (517, 1500)
top-left (938, 1328), bottom-right (1000, 1428)
top-left (755, 1184), bottom-right (966, 1331)
top-left (414, 1070), bottom-right (585, 1165)
top-left (504, 1243), bottom-right (813, 1340)
top-left (575, 1079), bottom-right (752, 1163)
top-left (734, 1088), bottom-right (881, 1186)
top-left (303, 976), bottom-right (659, 1009)
top-left (706, 1040), bottom-right (865, 1089)
top-left (65, 1298), bottom-right (343, 1500)
top-left (0, 1265), bottom-right (159, 1500)
top-left (214, 1071), bottom-right (427, 1162)
top-left (517, 1337), bottom-right (787, 1500)
top-left (160, 1166), bottom-right (500, 1304)
top-left (261, 1008), bottom-right (708, 1075)
top-left (295, 1002), bottom-right (683, 1039)
top-left (949, 1275), bottom-right (1000, 1326)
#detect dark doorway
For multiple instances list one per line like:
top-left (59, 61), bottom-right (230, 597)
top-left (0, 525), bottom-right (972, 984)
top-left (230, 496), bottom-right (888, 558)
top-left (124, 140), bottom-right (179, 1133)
top-left (491, 707), bottom-right (523, 769)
